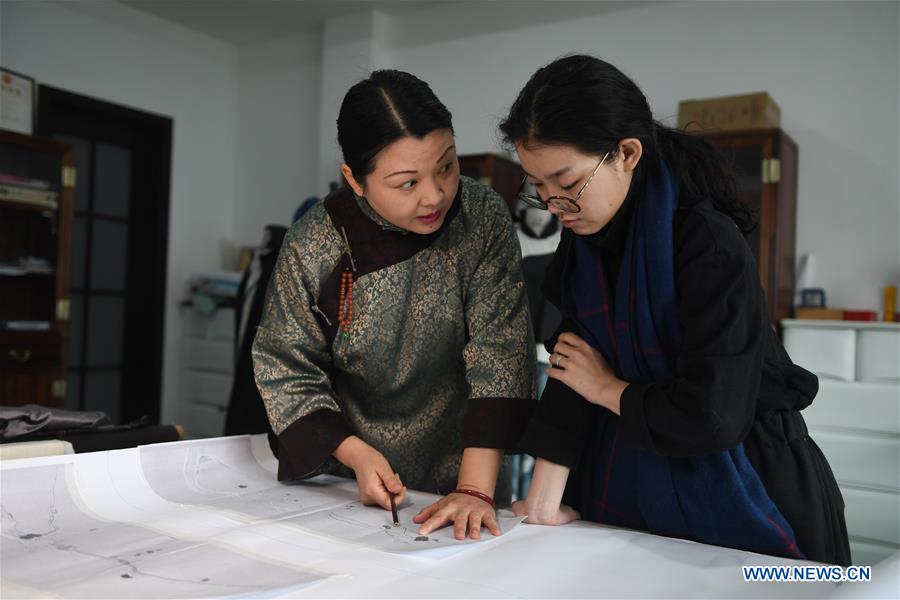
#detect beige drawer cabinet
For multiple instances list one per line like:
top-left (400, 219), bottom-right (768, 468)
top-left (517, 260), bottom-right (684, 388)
top-left (782, 319), bottom-right (900, 565)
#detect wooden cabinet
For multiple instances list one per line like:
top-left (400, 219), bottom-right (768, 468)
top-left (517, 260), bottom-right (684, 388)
top-left (695, 128), bottom-right (797, 323)
top-left (0, 130), bottom-right (74, 407)
top-left (458, 153), bottom-right (522, 214)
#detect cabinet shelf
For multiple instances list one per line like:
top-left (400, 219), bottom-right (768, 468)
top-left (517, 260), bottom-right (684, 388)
top-left (0, 270), bottom-right (56, 277)
top-left (0, 321), bottom-right (53, 332)
top-left (0, 130), bottom-right (74, 408)
top-left (0, 196), bottom-right (58, 213)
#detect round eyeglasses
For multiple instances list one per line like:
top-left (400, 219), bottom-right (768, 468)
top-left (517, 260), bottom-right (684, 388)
top-left (517, 151), bottom-right (611, 214)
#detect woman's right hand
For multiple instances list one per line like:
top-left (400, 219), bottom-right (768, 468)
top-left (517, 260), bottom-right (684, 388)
top-left (334, 436), bottom-right (406, 510)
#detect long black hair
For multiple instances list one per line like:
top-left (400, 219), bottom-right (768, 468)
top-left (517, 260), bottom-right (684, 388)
top-left (337, 70), bottom-right (454, 184)
top-left (498, 54), bottom-right (755, 233)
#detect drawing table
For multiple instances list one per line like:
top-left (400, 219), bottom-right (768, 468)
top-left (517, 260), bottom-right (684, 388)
top-left (1, 434), bottom-right (893, 598)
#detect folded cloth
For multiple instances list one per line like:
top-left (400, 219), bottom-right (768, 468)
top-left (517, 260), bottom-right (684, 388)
top-left (1, 405), bottom-right (158, 443)
top-left (1, 405), bottom-right (112, 440)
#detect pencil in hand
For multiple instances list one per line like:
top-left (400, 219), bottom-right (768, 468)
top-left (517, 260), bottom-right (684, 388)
top-left (390, 492), bottom-right (399, 526)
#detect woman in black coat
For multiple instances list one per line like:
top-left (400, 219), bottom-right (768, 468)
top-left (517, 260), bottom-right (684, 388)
top-left (502, 54), bottom-right (850, 566)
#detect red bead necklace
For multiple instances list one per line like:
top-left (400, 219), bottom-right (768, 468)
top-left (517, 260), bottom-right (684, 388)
top-left (338, 226), bottom-right (357, 339)
top-left (338, 269), bottom-right (354, 335)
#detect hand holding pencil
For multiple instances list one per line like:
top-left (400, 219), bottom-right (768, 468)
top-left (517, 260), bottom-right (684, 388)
top-left (333, 435), bottom-right (407, 512)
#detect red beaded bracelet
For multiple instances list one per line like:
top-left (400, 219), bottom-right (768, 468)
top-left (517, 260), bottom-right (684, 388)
top-left (451, 488), bottom-right (495, 508)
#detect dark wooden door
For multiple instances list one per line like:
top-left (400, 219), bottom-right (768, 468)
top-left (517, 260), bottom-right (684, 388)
top-left (37, 86), bottom-right (172, 424)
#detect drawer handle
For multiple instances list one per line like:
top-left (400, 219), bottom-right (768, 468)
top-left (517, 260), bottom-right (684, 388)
top-left (8, 349), bottom-right (32, 363)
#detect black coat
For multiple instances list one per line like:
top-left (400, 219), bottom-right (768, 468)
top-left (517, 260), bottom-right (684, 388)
top-left (520, 194), bottom-right (851, 566)
top-left (224, 225), bottom-right (286, 457)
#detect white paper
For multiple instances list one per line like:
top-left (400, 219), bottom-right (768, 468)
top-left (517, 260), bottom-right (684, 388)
top-left (0, 70), bottom-right (33, 135)
top-left (135, 437), bottom-right (523, 558)
top-left (284, 494), bottom-right (525, 559)
top-left (1, 435), bottom-right (843, 599)
top-left (0, 463), bottom-right (325, 598)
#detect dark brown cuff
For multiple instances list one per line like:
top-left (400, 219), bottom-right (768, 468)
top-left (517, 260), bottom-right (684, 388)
top-left (618, 382), bottom-right (655, 452)
top-left (276, 409), bottom-right (352, 481)
top-left (517, 377), bottom-right (595, 468)
top-left (461, 397), bottom-right (536, 450)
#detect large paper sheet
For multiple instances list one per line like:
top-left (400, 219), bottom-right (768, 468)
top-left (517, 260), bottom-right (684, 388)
top-left (0, 462), bottom-right (324, 599)
top-left (1, 435), bottom-right (854, 599)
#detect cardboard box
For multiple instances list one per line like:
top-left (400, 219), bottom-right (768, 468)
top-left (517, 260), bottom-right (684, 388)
top-left (678, 92), bottom-right (780, 132)
top-left (795, 307), bottom-right (844, 320)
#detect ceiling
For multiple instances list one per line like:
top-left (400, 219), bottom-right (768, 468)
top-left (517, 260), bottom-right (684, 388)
top-left (118, 0), bottom-right (450, 45)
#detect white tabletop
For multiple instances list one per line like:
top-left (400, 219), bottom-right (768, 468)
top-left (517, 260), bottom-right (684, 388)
top-left (1, 434), bottom-right (892, 599)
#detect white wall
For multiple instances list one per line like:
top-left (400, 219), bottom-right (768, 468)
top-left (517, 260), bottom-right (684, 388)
top-left (0, 0), bottom-right (240, 424)
top-left (386, 0), bottom-right (900, 313)
top-left (2, 0), bottom-right (897, 425)
top-left (316, 10), bottom-right (392, 194)
top-left (236, 33), bottom-right (322, 245)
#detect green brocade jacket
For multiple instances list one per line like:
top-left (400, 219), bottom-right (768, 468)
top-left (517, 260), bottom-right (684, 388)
top-left (252, 176), bottom-right (536, 497)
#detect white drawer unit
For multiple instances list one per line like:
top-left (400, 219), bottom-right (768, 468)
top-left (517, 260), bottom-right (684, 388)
top-left (857, 329), bottom-right (900, 382)
top-left (782, 325), bottom-right (856, 381)
top-left (181, 306), bottom-right (236, 439)
top-left (183, 402), bottom-right (229, 439)
top-left (183, 371), bottom-right (232, 408)
top-left (782, 319), bottom-right (900, 565)
top-left (813, 430), bottom-right (900, 490)
top-left (841, 486), bottom-right (900, 548)
top-left (803, 381), bottom-right (899, 435)
top-left (185, 338), bottom-right (234, 374)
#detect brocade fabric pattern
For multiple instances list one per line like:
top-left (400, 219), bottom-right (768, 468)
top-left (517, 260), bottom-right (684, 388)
top-left (252, 176), bottom-right (536, 496)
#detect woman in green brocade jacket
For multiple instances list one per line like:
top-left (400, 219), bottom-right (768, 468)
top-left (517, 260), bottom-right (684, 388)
top-left (252, 70), bottom-right (535, 539)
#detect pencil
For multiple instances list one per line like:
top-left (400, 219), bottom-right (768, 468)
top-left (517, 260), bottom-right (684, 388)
top-left (390, 493), bottom-right (399, 526)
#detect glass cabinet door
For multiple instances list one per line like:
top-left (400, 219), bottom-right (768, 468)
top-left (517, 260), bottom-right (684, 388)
top-left (0, 132), bottom-right (74, 407)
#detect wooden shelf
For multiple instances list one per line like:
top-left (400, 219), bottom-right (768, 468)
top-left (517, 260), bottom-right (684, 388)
top-left (0, 130), bottom-right (74, 408)
top-left (0, 197), bottom-right (57, 213)
top-left (0, 271), bottom-right (56, 277)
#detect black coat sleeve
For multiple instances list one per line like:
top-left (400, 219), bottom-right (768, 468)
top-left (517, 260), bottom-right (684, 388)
top-left (518, 231), bottom-right (597, 467)
top-left (619, 206), bottom-right (768, 456)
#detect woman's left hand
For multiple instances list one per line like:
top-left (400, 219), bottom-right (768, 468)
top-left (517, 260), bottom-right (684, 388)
top-left (511, 498), bottom-right (580, 526)
top-left (412, 490), bottom-right (500, 540)
top-left (548, 332), bottom-right (628, 414)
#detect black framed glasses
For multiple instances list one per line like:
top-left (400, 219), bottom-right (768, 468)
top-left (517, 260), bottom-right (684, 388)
top-left (517, 151), bottom-right (611, 214)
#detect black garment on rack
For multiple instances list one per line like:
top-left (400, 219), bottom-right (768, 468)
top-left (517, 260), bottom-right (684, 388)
top-left (521, 253), bottom-right (561, 343)
top-left (224, 225), bottom-right (287, 456)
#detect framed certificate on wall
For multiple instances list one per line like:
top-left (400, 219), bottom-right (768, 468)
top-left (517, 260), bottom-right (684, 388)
top-left (1, 68), bottom-right (35, 135)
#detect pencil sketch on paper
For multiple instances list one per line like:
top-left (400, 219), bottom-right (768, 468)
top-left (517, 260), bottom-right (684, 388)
top-left (1, 464), bottom-right (324, 599)
top-left (139, 438), bottom-right (355, 522)
top-left (325, 501), bottom-right (443, 546)
top-left (287, 496), bottom-right (525, 557)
